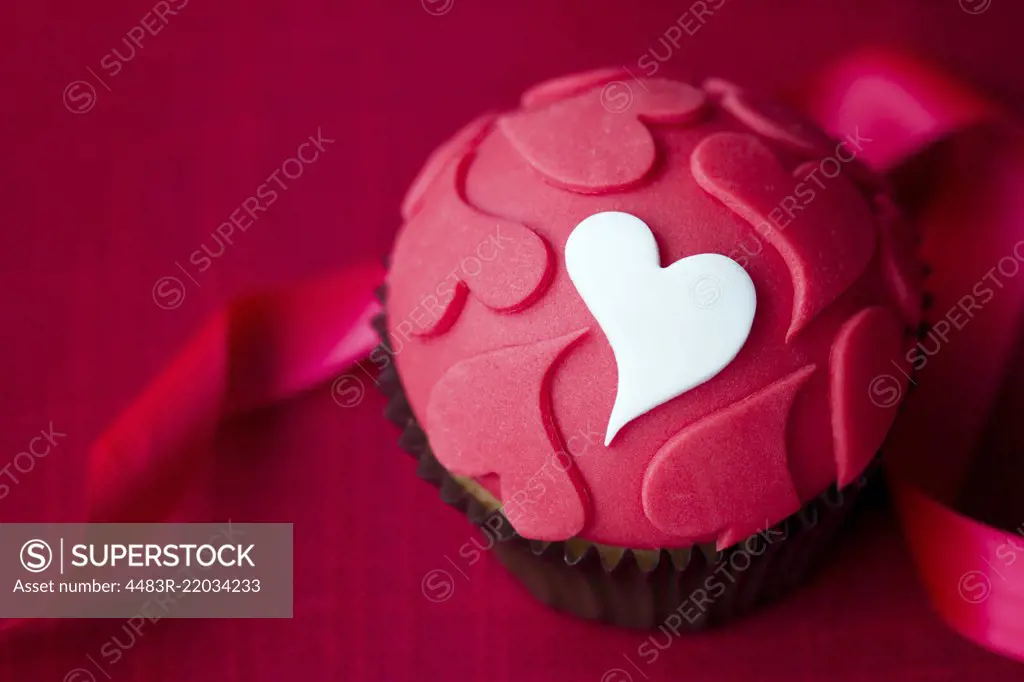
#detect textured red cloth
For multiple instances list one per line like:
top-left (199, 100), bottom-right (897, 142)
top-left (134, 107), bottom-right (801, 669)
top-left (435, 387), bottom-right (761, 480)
top-left (4, 0), bottom-right (1024, 680)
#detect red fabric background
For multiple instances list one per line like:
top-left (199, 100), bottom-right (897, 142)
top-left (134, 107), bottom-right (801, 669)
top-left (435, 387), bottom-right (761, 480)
top-left (4, 0), bottom-right (1024, 679)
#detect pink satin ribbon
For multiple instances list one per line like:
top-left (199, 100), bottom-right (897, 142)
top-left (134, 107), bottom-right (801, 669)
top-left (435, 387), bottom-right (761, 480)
top-left (16, 50), bottom-right (1024, 662)
top-left (0, 264), bottom-right (382, 637)
top-left (803, 49), bottom-right (1024, 662)
top-left (87, 263), bottom-right (384, 522)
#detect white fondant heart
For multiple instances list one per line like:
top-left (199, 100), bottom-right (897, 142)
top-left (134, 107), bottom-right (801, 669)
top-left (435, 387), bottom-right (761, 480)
top-left (565, 212), bottom-right (756, 445)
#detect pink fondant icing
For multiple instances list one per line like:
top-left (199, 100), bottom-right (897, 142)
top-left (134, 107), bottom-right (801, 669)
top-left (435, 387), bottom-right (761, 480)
top-left (520, 67), bottom-right (628, 109)
top-left (426, 329), bottom-right (591, 540)
top-left (642, 366), bottom-right (813, 550)
top-left (706, 77), bottom-right (887, 195)
top-left (389, 153), bottom-right (553, 338)
top-left (692, 132), bottom-right (877, 340)
top-left (387, 72), bottom-right (920, 547)
top-left (722, 90), bottom-right (834, 156)
top-left (499, 78), bottom-right (706, 193)
top-left (830, 306), bottom-right (908, 486)
top-left (401, 114), bottom-right (495, 221)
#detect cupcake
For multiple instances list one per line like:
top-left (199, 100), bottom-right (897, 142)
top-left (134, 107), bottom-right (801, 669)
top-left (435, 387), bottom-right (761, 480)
top-left (378, 70), bottom-right (921, 628)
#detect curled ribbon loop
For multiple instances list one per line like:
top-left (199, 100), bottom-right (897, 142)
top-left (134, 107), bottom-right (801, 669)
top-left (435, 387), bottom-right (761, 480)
top-left (804, 49), bottom-right (1024, 662)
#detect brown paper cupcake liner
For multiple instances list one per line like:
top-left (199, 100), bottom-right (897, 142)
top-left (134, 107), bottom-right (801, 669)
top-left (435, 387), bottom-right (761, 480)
top-left (372, 287), bottom-right (879, 629)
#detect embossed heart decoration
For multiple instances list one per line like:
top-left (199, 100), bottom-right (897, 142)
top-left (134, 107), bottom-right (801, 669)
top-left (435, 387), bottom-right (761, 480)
top-left (565, 212), bottom-right (757, 445)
